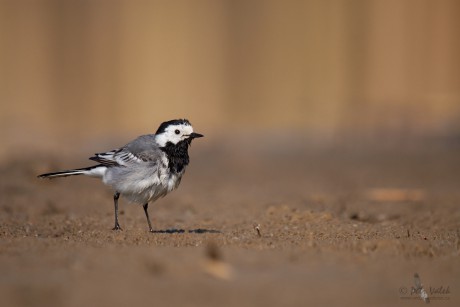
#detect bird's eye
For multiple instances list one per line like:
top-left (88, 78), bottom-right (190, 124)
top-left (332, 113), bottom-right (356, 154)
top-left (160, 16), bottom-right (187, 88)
top-left (175, 129), bottom-right (180, 135)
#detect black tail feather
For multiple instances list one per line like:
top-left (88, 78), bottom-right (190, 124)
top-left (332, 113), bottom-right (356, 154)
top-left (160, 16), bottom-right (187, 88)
top-left (37, 165), bottom-right (102, 179)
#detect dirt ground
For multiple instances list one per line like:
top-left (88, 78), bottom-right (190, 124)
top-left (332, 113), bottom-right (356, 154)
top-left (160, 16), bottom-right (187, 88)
top-left (1, 137), bottom-right (459, 307)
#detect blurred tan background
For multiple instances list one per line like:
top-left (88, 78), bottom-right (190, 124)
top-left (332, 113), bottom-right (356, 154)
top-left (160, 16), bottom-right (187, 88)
top-left (1, 0), bottom-right (460, 157)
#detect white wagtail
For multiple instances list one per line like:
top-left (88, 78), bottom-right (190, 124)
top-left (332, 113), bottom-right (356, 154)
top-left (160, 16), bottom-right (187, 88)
top-left (38, 119), bottom-right (203, 232)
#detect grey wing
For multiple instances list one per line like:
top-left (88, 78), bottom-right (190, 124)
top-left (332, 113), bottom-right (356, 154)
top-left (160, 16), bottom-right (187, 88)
top-left (89, 134), bottom-right (162, 167)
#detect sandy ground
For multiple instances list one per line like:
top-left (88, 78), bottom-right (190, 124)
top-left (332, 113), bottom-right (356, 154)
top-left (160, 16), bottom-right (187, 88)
top-left (1, 137), bottom-right (459, 307)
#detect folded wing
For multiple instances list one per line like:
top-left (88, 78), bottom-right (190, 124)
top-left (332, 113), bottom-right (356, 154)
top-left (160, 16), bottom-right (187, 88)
top-left (89, 134), bottom-right (161, 167)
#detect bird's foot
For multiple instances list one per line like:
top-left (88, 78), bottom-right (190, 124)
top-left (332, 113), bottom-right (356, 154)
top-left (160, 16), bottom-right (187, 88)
top-left (112, 224), bottom-right (123, 231)
top-left (149, 228), bottom-right (155, 233)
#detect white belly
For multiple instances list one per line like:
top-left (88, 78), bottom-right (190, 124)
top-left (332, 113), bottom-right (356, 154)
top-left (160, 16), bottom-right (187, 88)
top-left (108, 172), bottom-right (182, 204)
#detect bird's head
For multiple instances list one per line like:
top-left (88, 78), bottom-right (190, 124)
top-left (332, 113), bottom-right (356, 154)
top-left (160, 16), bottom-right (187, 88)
top-left (155, 119), bottom-right (204, 147)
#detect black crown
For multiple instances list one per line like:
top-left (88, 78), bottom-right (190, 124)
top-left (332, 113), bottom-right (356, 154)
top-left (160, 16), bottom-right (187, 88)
top-left (155, 119), bottom-right (191, 134)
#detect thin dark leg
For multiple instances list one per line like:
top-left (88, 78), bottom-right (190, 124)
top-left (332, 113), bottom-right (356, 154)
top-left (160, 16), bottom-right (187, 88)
top-left (112, 192), bottom-right (122, 231)
top-left (143, 203), bottom-right (154, 233)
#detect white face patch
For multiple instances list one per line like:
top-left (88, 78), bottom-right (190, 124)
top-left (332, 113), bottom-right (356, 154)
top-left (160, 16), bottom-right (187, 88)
top-left (155, 123), bottom-right (194, 147)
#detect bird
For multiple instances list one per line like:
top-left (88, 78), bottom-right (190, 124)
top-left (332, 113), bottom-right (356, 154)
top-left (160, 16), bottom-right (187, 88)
top-left (38, 119), bottom-right (203, 232)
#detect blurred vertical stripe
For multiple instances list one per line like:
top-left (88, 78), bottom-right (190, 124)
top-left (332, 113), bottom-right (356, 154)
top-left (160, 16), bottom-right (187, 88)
top-left (0, 0), bottom-right (459, 148)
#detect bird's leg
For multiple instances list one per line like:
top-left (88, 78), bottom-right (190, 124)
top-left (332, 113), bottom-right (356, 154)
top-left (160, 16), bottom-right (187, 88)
top-left (143, 203), bottom-right (154, 233)
top-left (112, 192), bottom-right (122, 231)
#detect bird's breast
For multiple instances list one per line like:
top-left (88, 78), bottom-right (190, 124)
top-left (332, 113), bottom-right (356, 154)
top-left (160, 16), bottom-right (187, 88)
top-left (165, 172), bottom-right (182, 192)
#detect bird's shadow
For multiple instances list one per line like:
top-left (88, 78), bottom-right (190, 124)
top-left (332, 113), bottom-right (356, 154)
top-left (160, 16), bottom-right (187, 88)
top-left (151, 228), bottom-right (222, 234)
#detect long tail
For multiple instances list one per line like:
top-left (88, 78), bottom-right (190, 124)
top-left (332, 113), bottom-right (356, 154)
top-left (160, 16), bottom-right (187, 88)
top-left (38, 165), bottom-right (106, 179)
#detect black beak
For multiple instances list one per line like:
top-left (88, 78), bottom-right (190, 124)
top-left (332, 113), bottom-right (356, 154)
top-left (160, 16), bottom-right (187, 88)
top-left (190, 132), bottom-right (204, 138)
